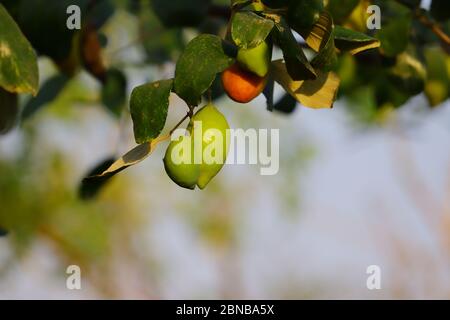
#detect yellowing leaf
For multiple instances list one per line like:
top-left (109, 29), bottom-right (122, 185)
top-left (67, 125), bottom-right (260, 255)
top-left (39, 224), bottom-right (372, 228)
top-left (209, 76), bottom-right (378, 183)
top-left (303, 11), bottom-right (334, 52)
top-left (272, 60), bottom-right (340, 109)
top-left (92, 134), bottom-right (170, 178)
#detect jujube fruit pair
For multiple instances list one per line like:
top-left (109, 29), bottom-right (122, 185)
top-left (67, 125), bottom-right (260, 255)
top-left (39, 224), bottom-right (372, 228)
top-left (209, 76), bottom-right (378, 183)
top-left (164, 103), bottom-right (230, 190)
top-left (222, 41), bottom-right (271, 103)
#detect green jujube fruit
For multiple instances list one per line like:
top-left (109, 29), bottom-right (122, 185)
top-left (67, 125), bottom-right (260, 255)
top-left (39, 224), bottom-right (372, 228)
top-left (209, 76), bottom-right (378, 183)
top-left (164, 103), bottom-right (230, 190)
top-left (190, 103), bottom-right (230, 189)
top-left (237, 41), bottom-right (271, 77)
top-left (163, 135), bottom-right (200, 190)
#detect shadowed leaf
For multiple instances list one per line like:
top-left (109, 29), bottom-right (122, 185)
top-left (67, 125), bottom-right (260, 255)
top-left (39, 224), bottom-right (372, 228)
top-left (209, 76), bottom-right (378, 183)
top-left (79, 157), bottom-right (116, 200)
top-left (0, 87), bottom-right (18, 134)
top-left (21, 74), bottom-right (69, 121)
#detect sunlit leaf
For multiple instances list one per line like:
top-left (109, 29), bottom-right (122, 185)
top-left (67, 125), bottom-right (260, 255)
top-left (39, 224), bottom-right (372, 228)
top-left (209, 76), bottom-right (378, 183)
top-left (334, 26), bottom-right (380, 55)
top-left (231, 11), bottom-right (274, 49)
top-left (0, 3), bottom-right (39, 95)
top-left (273, 18), bottom-right (317, 81)
top-left (302, 11), bottom-right (337, 71)
top-left (89, 135), bottom-right (170, 179)
top-left (272, 60), bottom-right (340, 109)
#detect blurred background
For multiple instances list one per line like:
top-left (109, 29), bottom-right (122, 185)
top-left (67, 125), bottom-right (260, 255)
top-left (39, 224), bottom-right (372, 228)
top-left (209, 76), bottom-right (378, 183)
top-left (0, 0), bottom-right (450, 299)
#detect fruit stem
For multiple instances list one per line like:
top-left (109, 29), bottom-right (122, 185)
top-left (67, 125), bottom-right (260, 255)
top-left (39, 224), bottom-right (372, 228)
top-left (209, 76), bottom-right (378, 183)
top-left (170, 113), bottom-right (190, 135)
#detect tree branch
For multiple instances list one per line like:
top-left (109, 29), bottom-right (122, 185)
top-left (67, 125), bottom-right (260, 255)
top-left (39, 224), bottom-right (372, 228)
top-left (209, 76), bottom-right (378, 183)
top-left (414, 9), bottom-right (450, 47)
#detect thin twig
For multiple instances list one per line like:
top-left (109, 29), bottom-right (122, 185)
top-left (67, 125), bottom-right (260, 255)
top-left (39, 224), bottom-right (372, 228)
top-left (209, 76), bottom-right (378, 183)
top-left (169, 113), bottom-right (190, 135)
top-left (414, 9), bottom-right (450, 47)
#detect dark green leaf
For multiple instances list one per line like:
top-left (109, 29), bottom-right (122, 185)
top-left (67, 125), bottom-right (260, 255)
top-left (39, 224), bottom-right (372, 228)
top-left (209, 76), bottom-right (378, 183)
top-left (139, 2), bottom-right (184, 64)
top-left (151, 0), bottom-right (212, 28)
top-left (0, 226), bottom-right (8, 237)
top-left (273, 19), bottom-right (317, 81)
top-left (21, 74), bottom-right (69, 121)
top-left (375, 4), bottom-right (412, 57)
top-left (326, 0), bottom-right (359, 24)
top-left (430, 0), bottom-right (450, 22)
top-left (397, 0), bottom-right (421, 10)
top-left (287, 0), bottom-right (324, 34)
top-left (0, 3), bottom-right (39, 95)
top-left (79, 157), bottom-right (116, 200)
top-left (231, 11), bottom-right (274, 49)
top-left (0, 87), bottom-right (18, 134)
top-left (101, 68), bottom-right (127, 118)
top-left (174, 35), bottom-right (235, 106)
top-left (274, 93), bottom-right (297, 113)
top-left (130, 79), bottom-right (173, 144)
top-left (263, 73), bottom-right (275, 111)
top-left (17, 0), bottom-right (89, 61)
top-left (231, 0), bottom-right (252, 8)
top-left (261, 0), bottom-right (289, 8)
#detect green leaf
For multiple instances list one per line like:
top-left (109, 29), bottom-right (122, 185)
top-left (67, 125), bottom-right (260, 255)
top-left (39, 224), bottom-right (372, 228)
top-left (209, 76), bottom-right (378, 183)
top-left (388, 52), bottom-right (426, 96)
top-left (17, 0), bottom-right (89, 62)
top-left (423, 47), bottom-right (450, 107)
top-left (130, 79), bottom-right (173, 144)
top-left (87, 135), bottom-right (170, 180)
top-left (261, 0), bottom-right (289, 8)
top-left (430, 0), bottom-right (450, 22)
top-left (231, 11), bottom-right (274, 49)
top-left (21, 74), bottom-right (69, 121)
top-left (0, 227), bottom-right (8, 237)
top-left (139, 2), bottom-right (184, 65)
top-left (231, 0), bottom-right (253, 7)
top-left (174, 35), bottom-right (235, 106)
top-left (0, 3), bottom-right (39, 95)
top-left (263, 74), bottom-right (275, 111)
top-left (0, 87), bottom-right (18, 134)
top-left (79, 157), bottom-right (116, 200)
top-left (334, 26), bottom-right (380, 55)
top-left (273, 18), bottom-right (317, 81)
top-left (375, 4), bottom-right (412, 57)
top-left (397, 0), bottom-right (422, 10)
top-left (151, 0), bottom-right (211, 28)
top-left (101, 68), bottom-right (127, 118)
top-left (326, 0), bottom-right (359, 24)
top-left (287, 0), bottom-right (324, 34)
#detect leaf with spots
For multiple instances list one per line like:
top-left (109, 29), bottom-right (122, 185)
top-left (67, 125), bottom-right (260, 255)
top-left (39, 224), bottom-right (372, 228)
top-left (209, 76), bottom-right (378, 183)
top-left (0, 3), bottom-right (39, 95)
top-left (174, 34), bottom-right (235, 106)
top-left (130, 79), bottom-right (173, 144)
top-left (231, 11), bottom-right (274, 49)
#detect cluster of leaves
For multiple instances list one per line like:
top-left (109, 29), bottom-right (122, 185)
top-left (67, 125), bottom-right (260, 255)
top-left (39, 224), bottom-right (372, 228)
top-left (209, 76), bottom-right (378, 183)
top-left (0, 0), bottom-right (449, 203)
